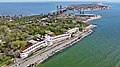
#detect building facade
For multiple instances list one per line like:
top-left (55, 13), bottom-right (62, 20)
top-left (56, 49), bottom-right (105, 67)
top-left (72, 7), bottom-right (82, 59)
top-left (20, 28), bottom-right (79, 58)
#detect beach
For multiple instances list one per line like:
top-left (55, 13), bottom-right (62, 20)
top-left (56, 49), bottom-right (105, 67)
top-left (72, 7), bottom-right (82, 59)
top-left (83, 15), bottom-right (102, 22)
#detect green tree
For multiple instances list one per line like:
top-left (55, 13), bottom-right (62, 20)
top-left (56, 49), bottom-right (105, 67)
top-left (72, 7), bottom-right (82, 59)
top-left (2, 36), bottom-right (14, 44)
top-left (9, 40), bottom-right (26, 51)
top-left (0, 53), bottom-right (4, 61)
top-left (20, 33), bottom-right (29, 40)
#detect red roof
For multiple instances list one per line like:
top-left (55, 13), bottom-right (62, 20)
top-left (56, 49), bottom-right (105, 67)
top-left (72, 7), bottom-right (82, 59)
top-left (48, 34), bottom-right (56, 37)
top-left (20, 43), bottom-right (33, 52)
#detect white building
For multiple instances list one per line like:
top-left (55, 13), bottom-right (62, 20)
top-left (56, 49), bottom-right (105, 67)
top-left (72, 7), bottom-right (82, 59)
top-left (45, 33), bottom-right (71, 46)
top-left (20, 41), bottom-right (46, 58)
top-left (20, 28), bottom-right (79, 58)
top-left (67, 28), bottom-right (79, 34)
top-left (28, 40), bottom-right (37, 44)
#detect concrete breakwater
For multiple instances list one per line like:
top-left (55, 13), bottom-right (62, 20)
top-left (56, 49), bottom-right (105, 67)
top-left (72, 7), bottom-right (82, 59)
top-left (35, 27), bottom-right (94, 65)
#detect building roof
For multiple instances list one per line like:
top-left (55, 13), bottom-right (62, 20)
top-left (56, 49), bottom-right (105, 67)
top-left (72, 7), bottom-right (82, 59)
top-left (67, 28), bottom-right (79, 33)
top-left (20, 43), bottom-right (33, 52)
top-left (28, 40), bottom-right (37, 44)
top-left (48, 34), bottom-right (56, 37)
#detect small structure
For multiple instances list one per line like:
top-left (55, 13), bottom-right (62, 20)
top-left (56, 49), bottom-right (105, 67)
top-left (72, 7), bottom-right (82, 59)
top-left (0, 40), bottom-right (5, 43)
top-left (75, 14), bottom-right (97, 17)
top-left (67, 28), bottom-right (79, 34)
top-left (28, 40), bottom-right (37, 44)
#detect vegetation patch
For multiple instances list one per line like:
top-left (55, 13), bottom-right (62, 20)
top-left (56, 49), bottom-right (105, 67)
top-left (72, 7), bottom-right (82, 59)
top-left (0, 55), bottom-right (13, 67)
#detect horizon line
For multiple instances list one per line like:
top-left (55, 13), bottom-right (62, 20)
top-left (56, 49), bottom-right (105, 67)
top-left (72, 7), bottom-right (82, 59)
top-left (0, 1), bottom-right (119, 3)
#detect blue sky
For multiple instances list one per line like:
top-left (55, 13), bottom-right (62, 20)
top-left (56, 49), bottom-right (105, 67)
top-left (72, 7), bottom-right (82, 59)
top-left (0, 0), bottom-right (119, 2)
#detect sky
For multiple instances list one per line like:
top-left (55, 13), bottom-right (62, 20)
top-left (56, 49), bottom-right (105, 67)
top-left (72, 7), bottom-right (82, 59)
top-left (0, 0), bottom-right (119, 2)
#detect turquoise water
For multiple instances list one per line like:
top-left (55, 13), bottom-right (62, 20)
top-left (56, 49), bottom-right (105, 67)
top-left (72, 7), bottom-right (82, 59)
top-left (0, 2), bottom-right (120, 67)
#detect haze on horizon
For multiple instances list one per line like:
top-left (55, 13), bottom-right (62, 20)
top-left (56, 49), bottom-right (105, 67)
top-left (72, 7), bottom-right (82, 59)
top-left (0, 0), bottom-right (119, 2)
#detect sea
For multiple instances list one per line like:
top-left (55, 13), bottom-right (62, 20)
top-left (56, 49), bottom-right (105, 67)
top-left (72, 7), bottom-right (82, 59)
top-left (0, 2), bottom-right (120, 67)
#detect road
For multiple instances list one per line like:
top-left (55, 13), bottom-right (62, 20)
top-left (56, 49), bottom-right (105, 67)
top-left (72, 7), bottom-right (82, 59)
top-left (10, 30), bottom-right (92, 67)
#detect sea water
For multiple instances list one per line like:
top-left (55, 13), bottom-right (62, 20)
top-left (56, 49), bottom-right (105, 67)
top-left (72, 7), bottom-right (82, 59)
top-left (0, 2), bottom-right (120, 67)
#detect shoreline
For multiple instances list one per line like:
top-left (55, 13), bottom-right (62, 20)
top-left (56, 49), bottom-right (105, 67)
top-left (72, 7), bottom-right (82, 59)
top-left (35, 25), bottom-right (95, 65)
top-left (83, 15), bottom-right (102, 22)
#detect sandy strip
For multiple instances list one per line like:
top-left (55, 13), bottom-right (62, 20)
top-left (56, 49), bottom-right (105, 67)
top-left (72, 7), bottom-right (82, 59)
top-left (83, 15), bottom-right (102, 22)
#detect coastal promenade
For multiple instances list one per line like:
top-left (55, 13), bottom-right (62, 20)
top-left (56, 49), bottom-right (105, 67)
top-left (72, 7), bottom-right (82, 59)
top-left (10, 25), bottom-right (95, 67)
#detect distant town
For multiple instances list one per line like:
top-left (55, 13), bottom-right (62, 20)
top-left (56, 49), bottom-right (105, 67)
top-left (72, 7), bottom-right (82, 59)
top-left (0, 3), bottom-right (110, 67)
